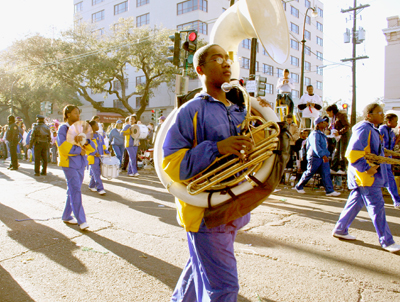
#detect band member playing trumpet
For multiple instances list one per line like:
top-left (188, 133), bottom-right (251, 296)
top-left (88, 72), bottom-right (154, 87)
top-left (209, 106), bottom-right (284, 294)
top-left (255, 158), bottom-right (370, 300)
top-left (163, 44), bottom-right (254, 301)
top-left (57, 105), bottom-right (96, 230)
top-left (332, 103), bottom-right (400, 252)
top-left (122, 115), bottom-right (139, 177)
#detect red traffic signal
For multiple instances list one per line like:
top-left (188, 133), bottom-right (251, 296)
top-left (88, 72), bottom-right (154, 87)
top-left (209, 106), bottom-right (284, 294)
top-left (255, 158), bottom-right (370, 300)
top-left (188, 32), bottom-right (197, 42)
top-left (151, 109), bottom-right (155, 113)
top-left (342, 104), bottom-right (348, 110)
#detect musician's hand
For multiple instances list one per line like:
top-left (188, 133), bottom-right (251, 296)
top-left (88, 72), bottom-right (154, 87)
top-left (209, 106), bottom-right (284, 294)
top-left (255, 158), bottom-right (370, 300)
top-left (80, 148), bottom-right (86, 156)
top-left (366, 165), bottom-right (379, 175)
top-left (322, 156), bottom-right (329, 163)
top-left (95, 153), bottom-right (101, 157)
top-left (217, 136), bottom-right (253, 159)
top-left (257, 97), bottom-right (271, 108)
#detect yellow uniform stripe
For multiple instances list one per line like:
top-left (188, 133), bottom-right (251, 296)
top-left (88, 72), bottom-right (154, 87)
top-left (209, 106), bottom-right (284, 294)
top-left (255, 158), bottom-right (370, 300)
top-left (162, 149), bottom-right (190, 182)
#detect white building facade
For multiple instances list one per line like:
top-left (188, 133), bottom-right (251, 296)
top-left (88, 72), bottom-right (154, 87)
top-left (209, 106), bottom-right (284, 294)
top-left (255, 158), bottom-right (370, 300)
top-left (73, 0), bottom-right (324, 123)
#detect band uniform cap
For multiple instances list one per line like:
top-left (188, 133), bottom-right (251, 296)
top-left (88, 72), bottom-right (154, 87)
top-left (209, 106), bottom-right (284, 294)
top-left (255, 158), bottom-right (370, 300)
top-left (314, 116), bottom-right (328, 126)
top-left (36, 114), bottom-right (45, 119)
top-left (159, 116), bottom-right (166, 121)
top-left (116, 120), bottom-right (123, 124)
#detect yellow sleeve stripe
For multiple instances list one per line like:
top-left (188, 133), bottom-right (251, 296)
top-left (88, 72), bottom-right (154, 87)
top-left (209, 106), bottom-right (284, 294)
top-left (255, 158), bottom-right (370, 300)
top-left (85, 142), bottom-right (96, 155)
top-left (346, 131), bottom-right (371, 164)
top-left (162, 149), bottom-right (189, 182)
top-left (193, 112), bottom-right (198, 148)
top-left (58, 141), bottom-right (77, 157)
top-left (122, 128), bottom-right (131, 136)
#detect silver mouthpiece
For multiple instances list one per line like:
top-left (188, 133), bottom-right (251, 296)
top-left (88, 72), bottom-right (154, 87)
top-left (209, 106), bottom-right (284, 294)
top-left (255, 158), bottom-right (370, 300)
top-left (221, 82), bottom-right (233, 93)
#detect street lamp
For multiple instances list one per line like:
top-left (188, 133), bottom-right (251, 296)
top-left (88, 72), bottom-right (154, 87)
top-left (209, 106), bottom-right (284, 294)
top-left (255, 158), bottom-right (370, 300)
top-left (300, 6), bottom-right (318, 97)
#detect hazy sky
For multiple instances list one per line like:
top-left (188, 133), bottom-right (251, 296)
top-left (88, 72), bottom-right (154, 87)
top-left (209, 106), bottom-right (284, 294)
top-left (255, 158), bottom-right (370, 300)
top-left (0, 0), bottom-right (399, 113)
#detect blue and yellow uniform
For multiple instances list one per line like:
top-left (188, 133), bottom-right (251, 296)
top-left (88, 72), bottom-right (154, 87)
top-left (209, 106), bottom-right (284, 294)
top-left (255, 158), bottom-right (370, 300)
top-left (88, 133), bottom-right (110, 192)
top-left (122, 124), bottom-right (138, 175)
top-left (379, 124), bottom-right (400, 207)
top-left (108, 127), bottom-right (124, 167)
top-left (57, 123), bottom-right (96, 225)
top-left (163, 92), bottom-right (250, 301)
top-left (333, 121), bottom-right (395, 248)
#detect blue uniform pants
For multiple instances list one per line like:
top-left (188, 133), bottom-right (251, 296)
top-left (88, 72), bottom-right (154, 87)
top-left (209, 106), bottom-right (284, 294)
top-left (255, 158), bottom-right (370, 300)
top-left (112, 144), bottom-right (124, 167)
top-left (89, 158), bottom-right (104, 191)
top-left (171, 222), bottom-right (240, 302)
top-left (386, 166), bottom-right (400, 206)
top-left (62, 167), bottom-right (87, 225)
top-left (126, 146), bottom-right (138, 175)
top-left (296, 156), bottom-right (334, 193)
top-left (333, 186), bottom-right (395, 248)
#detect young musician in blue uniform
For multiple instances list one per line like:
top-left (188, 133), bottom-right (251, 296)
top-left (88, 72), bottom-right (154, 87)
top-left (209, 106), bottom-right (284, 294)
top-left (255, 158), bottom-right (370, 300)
top-left (332, 103), bottom-right (400, 253)
top-left (379, 113), bottom-right (400, 209)
top-left (108, 120), bottom-right (125, 167)
top-left (57, 105), bottom-right (96, 230)
top-left (163, 44), bottom-right (255, 302)
top-left (88, 120), bottom-right (110, 195)
top-left (122, 115), bottom-right (139, 177)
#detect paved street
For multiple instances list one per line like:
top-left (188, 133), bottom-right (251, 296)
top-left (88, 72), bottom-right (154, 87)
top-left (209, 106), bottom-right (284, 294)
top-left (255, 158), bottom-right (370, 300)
top-left (1, 160), bottom-right (400, 302)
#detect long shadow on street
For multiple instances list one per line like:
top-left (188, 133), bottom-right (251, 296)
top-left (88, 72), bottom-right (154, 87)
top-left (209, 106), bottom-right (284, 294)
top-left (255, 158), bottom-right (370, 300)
top-left (0, 264), bottom-right (35, 302)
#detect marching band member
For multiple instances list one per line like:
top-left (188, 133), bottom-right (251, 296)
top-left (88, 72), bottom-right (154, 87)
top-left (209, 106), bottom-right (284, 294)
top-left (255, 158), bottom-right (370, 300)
top-left (108, 120), bottom-right (125, 168)
top-left (379, 113), bottom-right (400, 209)
top-left (163, 44), bottom-right (254, 302)
top-left (57, 105), bottom-right (96, 230)
top-left (332, 103), bottom-right (400, 252)
top-left (88, 120), bottom-right (110, 195)
top-left (122, 115), bottom-right (139, 177)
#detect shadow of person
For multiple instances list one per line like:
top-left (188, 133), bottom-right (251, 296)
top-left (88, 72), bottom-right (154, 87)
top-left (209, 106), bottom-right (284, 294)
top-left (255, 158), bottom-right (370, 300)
top-left (0, 264), bottom-right (35, 302)
top-left (0, 203), bottom-right (87, 273)
top-left (0, 170), bottom-right (14, 181)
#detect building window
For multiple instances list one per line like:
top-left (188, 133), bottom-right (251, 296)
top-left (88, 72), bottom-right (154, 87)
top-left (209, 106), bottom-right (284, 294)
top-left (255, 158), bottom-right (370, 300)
top-left (305, 46), bottom-right (311, 56)
top-left (317, 21), bottom-right (323, 32)
top-left (136, 97), bottom-right (142, 108)
top-left (305, 61), bottom-right (311, 71)
top-left (291, 56), bottom-right (299, 67)
top-left (305, 77), bottom-right (311, 86)
top-left (136, 13), bottom-right (150, 27)
top-left (317, 7), bottom-right (323, 18)
top-left (292, 90), bottom-right (299, 98)
top-left (282, 1), bottom-right (286, 11)
top-left (113, 99), bottom-right (126, 110)
top-left (177, 0), bottom-right (207, 15)
top-left (263, 48), bottom-right (269, 56)
top-left (92, 10), bottom-right (105, 23)
top-left (177, 20), bottom-right (207, 35)
top-left (266, 84), bottom-right (274, 94)
top-left (92, 28), bottom-right (105, 37)
top-left (317, 51), bottom-right (323, 61)
top-left (317, 65), bottom-right (323, 76)
top-left (290, 39), bottom-right (299, 50)
top-left (113, 79), bottom-right (129, 90)
top-left (291, 73), bottom-right (299, 83)
top-left (115, 1), bottom-right (128, 15)
top-left (317, 36), bottom-right (323, 46)
top-left (305, 15), bottom-right (311, 25)
top-left (242, 39), bottom-right (251, 49)
top-left (137, 0), bottom-right (149, 7)
top-left (290, 22), bottom-right (299, 34)
top-left (277, 68), bottom-right (284, 78)
top-left (136, 76), bottom-right (146, 86)
top-left (241, 57), bottom-right (250, 69)
top-left (93, 0), bottom-right (104, 5)
top-left (74, 2), bottom-right (83, 13)
top-left (291, 6), bottom-right (299, 18)
top-left (316, 81), bottom-right (323, 90)
top-left (263, 64), bottom-right (273, 76)
top-left (304, 30), bottom-right (311, 40)
top-left (305, 0), bottom-right (311, 8)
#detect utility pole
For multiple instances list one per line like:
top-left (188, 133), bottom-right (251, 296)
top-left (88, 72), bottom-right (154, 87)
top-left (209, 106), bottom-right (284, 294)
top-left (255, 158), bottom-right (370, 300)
top-left (341, 0), bottom-right (370, 126)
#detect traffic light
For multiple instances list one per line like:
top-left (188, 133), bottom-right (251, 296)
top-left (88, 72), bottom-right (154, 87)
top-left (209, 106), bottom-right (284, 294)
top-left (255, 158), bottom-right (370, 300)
top-left (256, 76), bottom-right (267, 97)
top-left (40, 101), bottom-right (45, 112)
top-left (167, 32), bottom-right (181, 67)
top-left (342, 103), bottom-right (348, 110)
top-left (46, 102), bottom-right (53, 114)
top-left (151, 109), bottom-right (156, 121)
top-left (158, 109), bottom-right (163, 117)
top-left (182, 30), bottom-right (198, 67)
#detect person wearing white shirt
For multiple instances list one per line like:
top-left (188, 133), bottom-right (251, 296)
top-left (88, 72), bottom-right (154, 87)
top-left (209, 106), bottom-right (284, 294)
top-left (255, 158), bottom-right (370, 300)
top-left (276, 69), bottom-right (295, 120)
top-left (298, 85), bottom-right (323, 128)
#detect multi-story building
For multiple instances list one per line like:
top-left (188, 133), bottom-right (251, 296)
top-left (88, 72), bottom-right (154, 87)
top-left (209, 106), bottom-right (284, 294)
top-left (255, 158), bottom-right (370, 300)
top-left (383, 15), bottom-right (400, 112)
top-left (73, 0), bottom-right (324, 123)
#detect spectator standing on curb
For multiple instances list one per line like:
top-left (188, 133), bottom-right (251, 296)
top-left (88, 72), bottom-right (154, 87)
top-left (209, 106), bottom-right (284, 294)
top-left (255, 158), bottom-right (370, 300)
top-left (293, 116), bottom-right (341, 196)
top-left (276, 69), bottom-right (295, 120)
top-left (30, 115), bottom-right (51, 176)
top-left (285, 114), bottom-right (300, 169)
top-left (294, 129), bottom-right (310, 175)
top-left (152, 115), bottom-right (165, 145)
top-left (108, 120), bottom-right (125, 168)
top-left (326, 104), bottom-right (349, 175)
top-left (298, 85), bottom-right (323, 128)
top-left (379, 113), bottom-right (400, 209)
top-left (332, 103), bottom-right (400, 253)
top-left (122, 115), bottom-right (139, 177)
top-left (6, 115), bottom-right (20, 170)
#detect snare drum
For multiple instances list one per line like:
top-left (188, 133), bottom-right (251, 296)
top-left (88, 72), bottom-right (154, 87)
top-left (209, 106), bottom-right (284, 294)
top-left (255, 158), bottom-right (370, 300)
top-left (131, 124), bottom-right (149, 139)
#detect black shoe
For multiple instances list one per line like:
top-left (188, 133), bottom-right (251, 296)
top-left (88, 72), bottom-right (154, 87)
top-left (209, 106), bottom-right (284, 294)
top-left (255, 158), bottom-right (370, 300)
top-left (9, 167), bottom-right (18, 170)
top-left (34, 173), bottom-right (40, 176)
top-left (41, 172), bottom-right (47, 175)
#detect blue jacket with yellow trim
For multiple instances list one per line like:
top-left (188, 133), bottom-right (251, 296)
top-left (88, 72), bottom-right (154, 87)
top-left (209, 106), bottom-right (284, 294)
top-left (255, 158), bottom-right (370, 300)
top-left (122, 124), bottom-right (134, 148)
top-left (307, 129), bottom-right (330, 159)
top-left (346, 121), bottom-right (388, 189)
top-left (56, 123), bottom-right (96, 170)
top-left (162, 92), bottom-right (250, 232)
top-left (88, 133), bottom-right (110, 165)
top-left (379, 124), bottom-right (396, 151)
top-left (108, 128), bottom-right (125, 146)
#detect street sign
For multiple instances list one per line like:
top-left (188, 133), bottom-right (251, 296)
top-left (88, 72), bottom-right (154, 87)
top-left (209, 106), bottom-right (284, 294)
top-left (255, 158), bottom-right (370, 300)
top-left (245, 80), bottom-right (256, 93)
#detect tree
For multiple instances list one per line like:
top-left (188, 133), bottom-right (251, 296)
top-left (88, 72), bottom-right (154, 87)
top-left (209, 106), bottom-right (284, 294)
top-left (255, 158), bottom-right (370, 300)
top-left (2, 19), bottom-right (182, 119)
